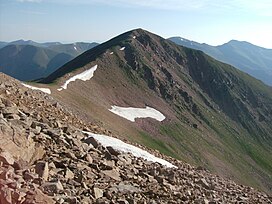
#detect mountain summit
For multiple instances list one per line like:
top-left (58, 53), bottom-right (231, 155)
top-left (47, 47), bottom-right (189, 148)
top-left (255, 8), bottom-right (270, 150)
top-left (40, 29), bottom-right (272, 193)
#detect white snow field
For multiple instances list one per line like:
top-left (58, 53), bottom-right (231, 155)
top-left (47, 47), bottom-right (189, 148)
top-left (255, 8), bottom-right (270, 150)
top-left (57, 65), bottom-right (98, 91)
top-left (119, 47), bottom-right (126, 51)
top-left (109, 106), bottom-right (165, 122)
top-left (83, 131), bottom-right (176, 168)
top-left (22, 83), bottom-right (51, 94)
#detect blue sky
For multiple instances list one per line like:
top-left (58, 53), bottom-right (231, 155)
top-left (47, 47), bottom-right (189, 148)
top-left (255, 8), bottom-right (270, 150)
top-left (0, 0), bottom-right (272, 48)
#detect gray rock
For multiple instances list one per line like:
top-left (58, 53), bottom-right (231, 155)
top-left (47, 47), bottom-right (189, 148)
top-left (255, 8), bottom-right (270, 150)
top-left (102, 169), bottom-right (121, 181)
top-left (93, 187), bottom-right (104, 199)
top-left (111, 182), bottom-right (140, 193)
top-left (23, 171), bottom-right (39, 181)
top-left (83, 137), bottom-right (99, 148)
top-left (85, 154), bottom-right (93, 163)
top-left (2, 107), bottom-right (18, 115)
top-left (198, 178), bottom-right (210, 189)
top-left (107, 146), bottom-right (120, 156)
top-left (0, 151), bottom-right (14, 165)
top-left (42, 180), bottom-right (64, 194)
top-left (117, 199), bottom-right (129, 204)
top-left (65, 168), bottom-right (74, 180)
top-left (35, 161), bottom-right (49, 181)
top-left (0, 186), bottom-right (12, 204)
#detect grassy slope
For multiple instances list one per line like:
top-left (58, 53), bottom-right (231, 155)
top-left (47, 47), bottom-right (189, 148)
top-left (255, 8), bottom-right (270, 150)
top-left (40, 29), bottom-right (272, 193)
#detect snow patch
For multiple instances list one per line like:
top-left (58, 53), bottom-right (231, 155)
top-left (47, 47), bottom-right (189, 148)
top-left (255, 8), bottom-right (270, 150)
top-left (83, 131), bottom-right (176, 168)
top-left (119, 47), bottom-right (125, 51)
top-left (22, 83), bottom-right (51, 94)
top-left (110, 52), bottom-right (114, 55)
top-left (180, 38), bottom-right (184, 41)
top-left (133, 36), bottom-right (136, 39)
top-left (74, 46), bottom-right (77, 51)
top-left (109, 106), bottom-right (165, 122)
top-left (57, 65), bottom-right (97, 91)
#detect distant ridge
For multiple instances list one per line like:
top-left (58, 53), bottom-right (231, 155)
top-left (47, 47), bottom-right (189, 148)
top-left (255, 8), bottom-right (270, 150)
top-left (0, 40), bottom-right (98, 81)
top-left (169, 37), bottom-right (272, 86)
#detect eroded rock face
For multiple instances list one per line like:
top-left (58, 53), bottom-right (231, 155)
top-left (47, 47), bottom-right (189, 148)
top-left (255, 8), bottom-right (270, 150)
top-left (0, 73), bottom-right (271, 203)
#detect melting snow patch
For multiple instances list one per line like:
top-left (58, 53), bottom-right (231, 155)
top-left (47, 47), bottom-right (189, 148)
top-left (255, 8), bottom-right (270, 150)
top-left (133, 36), bottom-right (136, 39)
top-left (83, 131), bottom-right (176, 168)
top-left (110, 52), bottom-right (114, 55)
top-left (58, 65), bottom-right (97, 91)
top-left (22, 83), bottom-right (51, 94)
top-left (119, 47), bottom-right (125, 51)
top-left (109, 106), bottom-right (165, 122)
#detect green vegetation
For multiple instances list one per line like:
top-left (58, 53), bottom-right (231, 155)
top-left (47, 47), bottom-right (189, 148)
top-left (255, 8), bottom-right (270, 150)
top-left (39, 28), bottom-right (272, 193)
top-left (138, 131), bottom-right (179, 159)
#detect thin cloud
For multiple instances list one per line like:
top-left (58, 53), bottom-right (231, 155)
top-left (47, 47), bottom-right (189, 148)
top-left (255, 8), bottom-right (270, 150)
top-left (235, 0), bottom-right (272, 16)
top-left (20, 10), bottom-right (46, 15)
top-left (17, 0), bottom-right (272, 14)
top-left (17, 0), bottom-right (42, 2)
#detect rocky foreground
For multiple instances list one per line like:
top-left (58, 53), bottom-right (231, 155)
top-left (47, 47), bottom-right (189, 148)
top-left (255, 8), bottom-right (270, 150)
top-left (0, 73), bottom-right (271, 203)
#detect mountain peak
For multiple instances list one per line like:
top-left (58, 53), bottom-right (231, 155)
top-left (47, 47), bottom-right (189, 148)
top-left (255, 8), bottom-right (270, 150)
top-left (30, 29), bottom-right (272, 194)
top-left (227, 39), bottom-right (251, 45)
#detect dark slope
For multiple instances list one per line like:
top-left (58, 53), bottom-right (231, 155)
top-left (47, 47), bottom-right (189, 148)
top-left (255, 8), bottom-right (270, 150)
top-left (0, 42), bottom-right (98, 81)
top-left (0, 44), bottom-right (58, 81)
top-left (169, 37), bottom-right (272, 86)
top-left (41, 31), bottom-right (133, 83)
top-left (41, 29), bottom-right (272, 194)
top-left (0, 41), bottom-right (8, 49)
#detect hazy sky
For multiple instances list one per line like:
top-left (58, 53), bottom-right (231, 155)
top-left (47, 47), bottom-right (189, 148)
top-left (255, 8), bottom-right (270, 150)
top-left (0, 0), bottom-right (272, 48)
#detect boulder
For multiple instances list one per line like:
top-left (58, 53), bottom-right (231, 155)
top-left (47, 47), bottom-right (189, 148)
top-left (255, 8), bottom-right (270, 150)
top-left (42, 180), bottom-right (64, 195)
top-left (102, 169), bottom-right (121, 181)
top-left (0, 151), bottom-right (14, 165)
top-left (0, 186), bottom-right (12, 204)
top-left (83, 137), bottom-right (99, 148)
top-left (35, 161), bottom-right (49, 181)
top-left (107, 146), bottom-right (120, 156)
top-left (65, 168), bottom-right (74, 180)
top-left (93, 187), bottom-right (104, 199)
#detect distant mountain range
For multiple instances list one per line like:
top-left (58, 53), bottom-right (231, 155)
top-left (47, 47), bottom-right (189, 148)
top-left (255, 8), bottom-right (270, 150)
top-left (38, 29), bottom-right (272, 194)
top-left (169, 37), bottom-right (272, 86)
top-left (0, 40), bottom-right (98, 81)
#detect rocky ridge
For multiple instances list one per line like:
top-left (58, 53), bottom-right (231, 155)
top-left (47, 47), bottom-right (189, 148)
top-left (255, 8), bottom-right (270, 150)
top-left (0, 73), bottom-right (271, 203)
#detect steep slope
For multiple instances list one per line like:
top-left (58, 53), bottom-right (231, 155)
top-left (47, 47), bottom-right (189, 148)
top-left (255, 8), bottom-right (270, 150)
top-left (169, 37), bottom-right (272, 86)
top-left (0, 42), bottom-right (98, 81)
top-left (40, 29), bottom-right (272, 194)
top-left (1, 73), bottom-right (271, 203)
